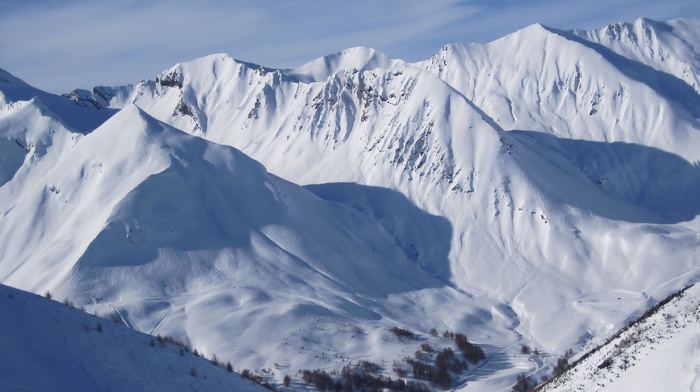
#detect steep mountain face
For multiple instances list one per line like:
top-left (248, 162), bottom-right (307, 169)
top-left (0, 284), bottom-right (268, 392)
top-left (416, 21), bottom-right (700, 161)
top-left (1, 17), bottom-right (699, 391)
top-left (571, 18), bottom-right (700, 95)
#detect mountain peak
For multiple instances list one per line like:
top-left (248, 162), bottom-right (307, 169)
top-left (0, 67), bottom-right (23, 84)
top-left (284, 46), bottom-right (403, 83)
top-left (504, 22), bottom-right (553, 39)
top-left (0, 67), bottom-right (41, 105)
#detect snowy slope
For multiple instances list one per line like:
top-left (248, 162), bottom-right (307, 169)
top-left (1, 17), bottom-right (699, 392)
top-left (540, 283), bottom-right (700, 392)
top-left (0, 283), bottom-right (268, 392)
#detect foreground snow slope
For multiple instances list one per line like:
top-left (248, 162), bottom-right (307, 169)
top-left (0, 284), bottom-right (267, 392)
top-left (541, 283), bottom-right (700, 392)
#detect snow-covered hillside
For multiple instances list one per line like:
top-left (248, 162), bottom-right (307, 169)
top-left (0, 284), bottom-right (268, 392)
top-left (539, 283), bottom-right (700, 392)
top-left (1, 17), bottom-right (699, 391)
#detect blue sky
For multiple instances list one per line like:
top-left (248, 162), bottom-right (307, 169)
top-left (1, 0), bottom-right (699, 93)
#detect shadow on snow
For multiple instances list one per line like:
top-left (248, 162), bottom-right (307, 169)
top-left (507, 130), bottom-right (700, 224)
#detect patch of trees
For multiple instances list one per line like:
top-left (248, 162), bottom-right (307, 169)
top-left (436, 347), bottom-right (468, 373)
top-left (392, 361), bottom-right (409, 378)
top-left (404, 347), bottom-right (466, 390)
top-left (301, 369), bottom-right (334, 391)
top-left (357, 360), bottom-right (380, 374)
top-left (512, 374), bottom-right (534, 392)
top-left (299, 366), bottom-right (431, 392)
top-left (242, 369), bottom-right (278, 391)
top-left (552, 349), bottom-right (573, 377)
top-left (442, 330), bottom-right (455, 340)
top-left (390, 326), bottom-right (414, 340)
top-left (153, 334), bottom-right (192, 353)
top-left (452, 332), bottom-right (486, 364)
top-left (389, 329), bottom-right (487, 390)
top-left (210, 353), bottom-right (222, 367)
top-left (401, 329), bottom-right (487, 389)
top-left (597, 357), bottom-right (613, 370)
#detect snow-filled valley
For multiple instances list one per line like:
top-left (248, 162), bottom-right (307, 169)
top-left (0, 17), bottom-right (699, 391)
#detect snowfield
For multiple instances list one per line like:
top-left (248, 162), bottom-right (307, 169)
top-left (0, 17), bottom-right (698, 391)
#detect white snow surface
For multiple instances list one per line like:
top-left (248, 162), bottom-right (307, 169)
top-left (541, 283), bottom-right (700, 392)
top-left (1, 17), bottom-right (699, 391)
top-left (0, 284), bottom-right (268, 392)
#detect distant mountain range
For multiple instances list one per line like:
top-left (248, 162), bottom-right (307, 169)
top-left (0, 17), bottom-right (698, 391)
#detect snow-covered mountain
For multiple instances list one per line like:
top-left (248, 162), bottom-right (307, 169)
top-left (571, 18), bottom-right (700, 95)
top-left (0, 68), bottom-right (115, 133)
top-left (1, 17), bottom-right (699, 391)
top-left (0, 283), bottom-right (268, 392)
top-left (417, 19), bottom-right (700, 161)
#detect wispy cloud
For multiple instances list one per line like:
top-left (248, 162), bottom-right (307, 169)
top-left (0, 0), bottom-right (698, 93)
